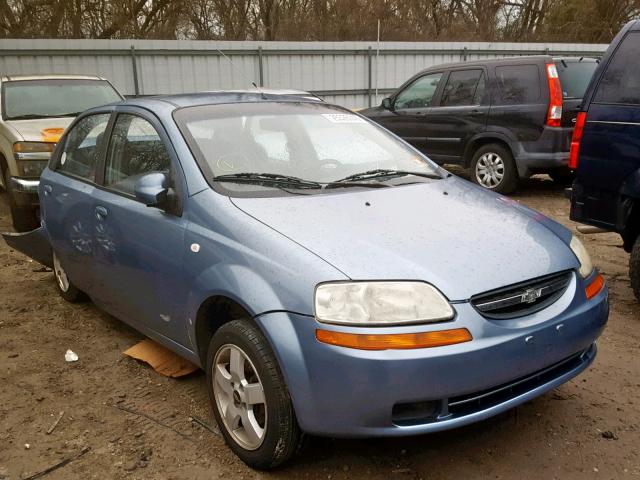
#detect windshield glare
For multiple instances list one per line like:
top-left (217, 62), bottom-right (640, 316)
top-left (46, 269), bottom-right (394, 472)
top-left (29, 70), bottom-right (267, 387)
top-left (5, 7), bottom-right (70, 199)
top-left (2, 79), bottom-right (122, 120)
top-left (175, 103), bottom-right (438, 190)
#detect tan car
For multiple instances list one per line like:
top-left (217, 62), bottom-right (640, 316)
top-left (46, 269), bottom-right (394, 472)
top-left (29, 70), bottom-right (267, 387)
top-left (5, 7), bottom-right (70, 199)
top-left (0, 74), bottom-right (123, 231)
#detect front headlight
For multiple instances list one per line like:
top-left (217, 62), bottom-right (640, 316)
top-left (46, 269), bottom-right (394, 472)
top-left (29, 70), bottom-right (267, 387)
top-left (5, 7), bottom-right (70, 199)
top-left (570, 235), bottom-right (594, 278)
top-left (13, 141), bottom-right (55, 160)
top-left (315, 281), bottom-right (454, 326)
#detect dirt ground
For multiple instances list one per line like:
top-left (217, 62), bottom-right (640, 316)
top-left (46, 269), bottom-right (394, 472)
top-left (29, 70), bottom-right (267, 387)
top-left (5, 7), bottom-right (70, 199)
top-left (0, 176), bottom-right (638, 480)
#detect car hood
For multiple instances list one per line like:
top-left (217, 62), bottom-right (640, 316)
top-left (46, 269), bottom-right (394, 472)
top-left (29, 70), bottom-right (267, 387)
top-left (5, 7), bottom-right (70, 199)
top-left (6, 117), bottom-right (73, 142)
top-left (230, 178), bottom-right (578, 301)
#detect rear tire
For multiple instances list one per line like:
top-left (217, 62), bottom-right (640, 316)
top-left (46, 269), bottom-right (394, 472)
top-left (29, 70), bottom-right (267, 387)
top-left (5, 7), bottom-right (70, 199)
top-left (3, 167), bottom-right (38, 232)
top-left (207, 319), bottom-right (302, 470)
top-left (53, 252), bottom-right (86, 302)
top-left (630, 236), bottom-right (640, 303)
top-left (469, 143), bottom-right (518, 194)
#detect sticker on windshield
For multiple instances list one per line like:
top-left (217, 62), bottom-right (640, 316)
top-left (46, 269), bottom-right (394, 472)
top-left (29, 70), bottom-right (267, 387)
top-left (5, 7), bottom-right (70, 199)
top-left (60, 152), bottom-right (67, 165)
top-left (322, 113), bottom-right (366, 124)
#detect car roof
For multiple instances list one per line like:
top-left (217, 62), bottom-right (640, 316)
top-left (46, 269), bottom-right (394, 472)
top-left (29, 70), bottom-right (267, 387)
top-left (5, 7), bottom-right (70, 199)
top-left (122, 89), bottom-right (323, 109)
top-left (1, 74), bottom-right (105, 82)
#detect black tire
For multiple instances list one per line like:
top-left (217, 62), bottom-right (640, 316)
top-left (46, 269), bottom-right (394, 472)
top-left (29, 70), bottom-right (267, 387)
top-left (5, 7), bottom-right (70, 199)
top-left (469, 143), bottom-right (519, 194)
top-left (52, 251), bottom-right (86, 302)
top-left (549, 168), bottom-right (575, 185)
top-left (631, 236), bottom-right (640, 303)
top-left (3, 167), bottom-right (38, 232)
top-left (206, 319), bottom-right (302, 470)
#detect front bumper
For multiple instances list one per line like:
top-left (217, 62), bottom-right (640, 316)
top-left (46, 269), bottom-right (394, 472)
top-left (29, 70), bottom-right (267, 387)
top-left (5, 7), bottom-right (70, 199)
top-left (255, 272), bottom-right (608, 437)
top-left (9, 177), bottom-right (40, 206)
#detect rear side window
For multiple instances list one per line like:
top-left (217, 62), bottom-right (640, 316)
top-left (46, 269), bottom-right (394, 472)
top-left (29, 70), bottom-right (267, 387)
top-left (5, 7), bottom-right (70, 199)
top-left (495, 65), bottom-right (541, 104)
top-left (394, 73), bottom-right (443, 109)
top-left (57, 113), bottom-right (110, 182)
top-left (105, 114), bottom-right (171, 196)
top-left (440, 69), bottom-right (485, 106)
top-left (555, 60), bottom-right (598, 99)
top-left (594, 32), bottom-right (640, 105)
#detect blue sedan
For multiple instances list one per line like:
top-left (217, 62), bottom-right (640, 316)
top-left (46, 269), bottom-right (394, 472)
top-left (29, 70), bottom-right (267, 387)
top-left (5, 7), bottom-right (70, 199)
top-left (3, 91), bottom-right (609, 469)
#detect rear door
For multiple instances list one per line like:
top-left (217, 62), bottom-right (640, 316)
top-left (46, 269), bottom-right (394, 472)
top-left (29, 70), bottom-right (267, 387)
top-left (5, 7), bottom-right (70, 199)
top-left (422, 68), bottom-right (488, 162)
top-left (574, 31), bottom-right (640, 227)
top-left (40, 112), bottom-right (112, 295)
top-left (380, 72), bottom-right (444, 153)
top-left (89, 109), bottom-right (190, 345)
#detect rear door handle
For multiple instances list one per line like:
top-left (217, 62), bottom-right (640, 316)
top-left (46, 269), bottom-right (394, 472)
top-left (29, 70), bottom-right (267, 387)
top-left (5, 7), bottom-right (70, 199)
top-left (95, 206), bottom-right (108, 220)
top-left (43, 184), bottom-right (52, 195)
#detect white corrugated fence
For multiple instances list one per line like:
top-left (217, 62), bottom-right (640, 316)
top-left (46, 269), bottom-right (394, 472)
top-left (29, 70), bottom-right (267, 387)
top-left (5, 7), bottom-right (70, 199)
top-left (0, 39), bottom-right (608, 108)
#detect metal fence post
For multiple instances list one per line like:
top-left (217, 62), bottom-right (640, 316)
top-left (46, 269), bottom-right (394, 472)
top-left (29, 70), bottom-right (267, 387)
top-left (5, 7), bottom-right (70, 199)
top-left (130, 45), bottom-right (140, 96)
top-left (367, 46), bottom-right (373, 107)
top-left (462, 46), bottom-right (468, 62)
top-left (258, 46), bottom-right (264, 87)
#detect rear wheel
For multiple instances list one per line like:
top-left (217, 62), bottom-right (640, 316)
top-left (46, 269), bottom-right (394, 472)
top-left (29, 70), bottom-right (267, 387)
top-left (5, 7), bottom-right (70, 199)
top-left (53, 252), bottom-right (85, 302)
top-left (3, 167), bottom-right (38, 232)
top-left (470, 143), bottom-right (518, 194)
top-left (207, 319), bottom-right (302, 469)
top-left (631, 236), bottom-right (640, 303)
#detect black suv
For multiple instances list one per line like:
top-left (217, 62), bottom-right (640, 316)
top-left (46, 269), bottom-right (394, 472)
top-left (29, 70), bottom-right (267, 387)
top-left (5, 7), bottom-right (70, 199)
top-left (362, 55), bottom-right (598, 194)
top-left (570, 21), bottom-right (640, 302)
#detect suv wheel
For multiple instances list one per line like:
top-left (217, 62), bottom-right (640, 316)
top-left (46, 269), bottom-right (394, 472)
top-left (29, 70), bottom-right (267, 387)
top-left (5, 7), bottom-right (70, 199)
top-left (3, 167), bottom-right (39, 232)
top-left (53, 252), bottom-right (86, 302)
top-left (470, 144), bottom-right (518, 194)
top-left (631, 236), bottom-right (640, 302)
top-left (207, 319), bottom-right (302, 469)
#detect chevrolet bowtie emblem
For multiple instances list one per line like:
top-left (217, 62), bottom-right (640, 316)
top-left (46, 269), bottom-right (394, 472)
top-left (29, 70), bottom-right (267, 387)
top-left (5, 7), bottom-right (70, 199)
top-left (521, 288), bottom-right (542, 304)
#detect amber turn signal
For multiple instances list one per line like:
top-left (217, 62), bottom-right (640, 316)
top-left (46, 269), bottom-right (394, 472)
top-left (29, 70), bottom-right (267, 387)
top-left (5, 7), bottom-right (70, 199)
top-left (315, 328), bottom-right (472, 351)
top-left (585, 272), bottom-right (605, 300)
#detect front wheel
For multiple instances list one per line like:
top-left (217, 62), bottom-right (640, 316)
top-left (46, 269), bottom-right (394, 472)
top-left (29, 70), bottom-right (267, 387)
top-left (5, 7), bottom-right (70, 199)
top-left (207, 319), bottom-right (302, 469)
top-left (53, 252), bottom-right (86, 302)
top-left (469, 144), bottom-right (518, 194)
top-left (631, 236), bottom-right (640, 303)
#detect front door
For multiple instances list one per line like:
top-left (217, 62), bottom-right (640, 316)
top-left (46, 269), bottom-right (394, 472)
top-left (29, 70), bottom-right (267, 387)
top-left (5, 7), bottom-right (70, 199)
top-left (90, 110), bottom-right (190, 346)
top-left (40, 112), bottom-right (112, 295)
top-left (423, 69), bottom-right (489, 163)
top-left (379, 72), bottom-right (444, 154)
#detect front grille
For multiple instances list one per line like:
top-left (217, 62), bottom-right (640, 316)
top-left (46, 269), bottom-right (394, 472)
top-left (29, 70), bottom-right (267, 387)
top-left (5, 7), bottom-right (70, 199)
top-left (470, 271), bottom-right (573, 319)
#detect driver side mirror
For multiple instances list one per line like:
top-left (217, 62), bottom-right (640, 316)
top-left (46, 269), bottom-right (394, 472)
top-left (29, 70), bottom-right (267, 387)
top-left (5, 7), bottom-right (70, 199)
top-left (134, 172), bottom-right (170, 209)
top-left (382, 97), bottom-right (393, 110)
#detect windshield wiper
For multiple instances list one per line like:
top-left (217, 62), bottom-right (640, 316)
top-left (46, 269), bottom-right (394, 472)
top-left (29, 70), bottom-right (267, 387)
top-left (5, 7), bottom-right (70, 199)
top-left (7, 112), bottom-right (80, 120)
top-left (213, 173), bottom-right (323, 189)
top-left (330, 168), bottom-right (443, 184)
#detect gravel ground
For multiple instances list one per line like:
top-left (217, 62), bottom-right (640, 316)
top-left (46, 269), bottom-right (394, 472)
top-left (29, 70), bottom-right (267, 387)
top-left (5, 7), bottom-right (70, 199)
top-left (0, 175), bottom-right (638, 480)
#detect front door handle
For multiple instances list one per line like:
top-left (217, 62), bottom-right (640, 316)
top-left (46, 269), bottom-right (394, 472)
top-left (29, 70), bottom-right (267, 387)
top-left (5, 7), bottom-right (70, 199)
top-left (43, 184), bottom-right (52, 196)
top-left (95, 206), bottom-right (108, 220)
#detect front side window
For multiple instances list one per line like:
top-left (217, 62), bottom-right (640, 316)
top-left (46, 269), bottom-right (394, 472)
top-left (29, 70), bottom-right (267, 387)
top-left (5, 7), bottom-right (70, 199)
top-left (175, 103), bottom-right (439, 195)
top-left (440, 69), bottom-right (485, 107)
top-left (105, 114), bottom-right (171, 195)
top-left (394, 73), bottom-right (443, 109)
top-left (594, 32), bottom-right (640, 105)
top-left (2, 79), bottom-right (122, 120)
top-left (57, 113), bottom-right (110, 182)
top-left (495, 65), bottom-right (541, 105)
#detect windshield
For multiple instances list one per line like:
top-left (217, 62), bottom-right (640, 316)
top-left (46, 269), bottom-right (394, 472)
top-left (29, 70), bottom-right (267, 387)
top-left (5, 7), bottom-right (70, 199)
top-left (555, 60), bottom-right (598, 99)
top-left (2, 79), bottom-right (122, 120)
top-left (174, 102), bottom-right (439, 194)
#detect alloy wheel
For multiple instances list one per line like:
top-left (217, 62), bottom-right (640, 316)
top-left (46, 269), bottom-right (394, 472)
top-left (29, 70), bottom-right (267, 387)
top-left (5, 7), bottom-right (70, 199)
top-left (475, 152), bottom-right (505, 189)
top-left (213, 344), bottom-right (267, 451)
top-left (53, 253), bottom-right (70, 293)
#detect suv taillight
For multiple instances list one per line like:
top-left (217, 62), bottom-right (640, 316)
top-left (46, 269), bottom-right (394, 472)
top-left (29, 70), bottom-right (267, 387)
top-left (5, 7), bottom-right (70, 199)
top-left (569, 112), bottom-right (587, 169)
top-left (546, 63), bottom-right (563, 127)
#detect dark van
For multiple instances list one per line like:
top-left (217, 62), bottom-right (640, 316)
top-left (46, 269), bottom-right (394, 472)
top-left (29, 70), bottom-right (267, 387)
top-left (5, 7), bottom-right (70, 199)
top-left (362, 56), bottom-right (598, 193)
top-left (570, 21), bottom-right (640, 302)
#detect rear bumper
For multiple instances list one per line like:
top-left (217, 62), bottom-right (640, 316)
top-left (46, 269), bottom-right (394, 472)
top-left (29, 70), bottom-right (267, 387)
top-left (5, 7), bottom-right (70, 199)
top-left (256, 272), bottom-right (608, 438)
top-left (513, 126), bottom-right (572, 177)
top-left (9, 177), bottom-right (40, 206)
